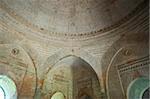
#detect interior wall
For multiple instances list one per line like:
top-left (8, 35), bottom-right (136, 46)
top-left (0, 0), bottom-right (149, 99)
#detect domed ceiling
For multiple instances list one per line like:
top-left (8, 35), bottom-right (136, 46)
top-left (0, 0), bottom-right (146, 39)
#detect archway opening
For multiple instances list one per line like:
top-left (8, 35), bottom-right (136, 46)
top-left (142, 88), bottom-right (149, 99)
top-left (43, 56), bottom-right (101, 99)
top-left (0, 75), bottom-right (17, 99)
top-left (51, 92), bottom-right (65, 99)
top-left (0, 87), bottom-right (5, 99)
top-left (127, 77), bottom-right (149, 99)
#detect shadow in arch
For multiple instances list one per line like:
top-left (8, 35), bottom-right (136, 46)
top-left (79, 94), bottom-right (92, 99)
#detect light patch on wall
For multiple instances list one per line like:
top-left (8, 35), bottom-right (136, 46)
top-left (51, 92), bottom-right (65, 99)
top-left (0, 75), bottom-right (17, 99)
top-left (0, 87), bottom-right (5, 99)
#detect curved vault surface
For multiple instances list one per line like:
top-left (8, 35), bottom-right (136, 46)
top-left (0, 0), bottom-right (145, 37)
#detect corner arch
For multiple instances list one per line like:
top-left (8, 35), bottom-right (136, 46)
top-left (41, 48), bottom-right (103, 90)
top-left (42, 55), bottom-right (102, 99)
top-left (0, 44), bottom-right (37, 98)
top-left (101, 31), bottom-right (149, 99)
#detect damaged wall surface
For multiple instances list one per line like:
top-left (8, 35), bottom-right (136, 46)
top-left (0, 0), bottom-right (149, 99)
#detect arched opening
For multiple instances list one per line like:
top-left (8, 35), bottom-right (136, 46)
top-left (51, 92), bottom-right (65, 99)
top-left (0, 75), bottom-right (17, 99)
top-left (142, 87), bottom-right (149, 99)
top-left (127, 77), bottom-right (149, 99)
top-left (0, 87), bottom-right (5, 99)
top-left (43, 56), bottom-right (101, 99)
